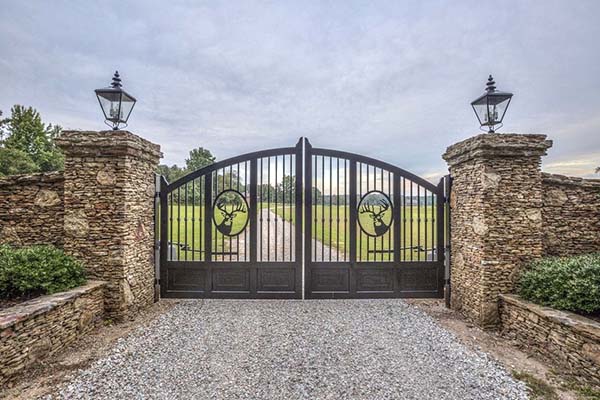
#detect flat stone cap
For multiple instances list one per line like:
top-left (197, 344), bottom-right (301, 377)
top-left (443, 133), bottom-right (552, 167)
top-left (56, 130), bottom-right (162, 161)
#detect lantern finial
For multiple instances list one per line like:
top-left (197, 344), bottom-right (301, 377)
top-left (485, 75), bottom-right (496, 92)
top-left (111, 71), bottom-right (122, 89)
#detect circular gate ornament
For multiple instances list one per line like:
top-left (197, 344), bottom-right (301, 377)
top-left (357, 190), bottom-right (393, 237)
top-left (213, 190), bottom-right (249, 237)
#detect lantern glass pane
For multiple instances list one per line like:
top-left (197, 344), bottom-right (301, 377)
top-left (472, 102), bottom-right (488, 125)
top-left (119, 93), bottom-right (136, 123)
top-left (487, 96), bottom-right (510, 124)
top-left (96, 93), bottom-right (120, 122)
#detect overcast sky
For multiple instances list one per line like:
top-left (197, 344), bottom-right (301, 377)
top-left (1, 0), bottom-right (599, 180)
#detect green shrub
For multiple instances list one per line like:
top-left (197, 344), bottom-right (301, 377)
top-left (0, 245), bottom-right (86, 300)
top-left (517, 253), bottom-right (600, 315)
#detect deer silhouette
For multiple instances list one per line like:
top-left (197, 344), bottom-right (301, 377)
top-left (215, 197), bottom-right (247, 236)
top-left (359, 198), bottom-right (390, 236)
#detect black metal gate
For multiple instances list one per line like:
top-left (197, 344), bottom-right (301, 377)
top-left (158, 138), bottom-right (448, 299)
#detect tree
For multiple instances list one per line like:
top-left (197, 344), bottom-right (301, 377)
top-left (0, 148), bottom-right (38, 177)
top-left (0, 105), bottom-right (64, 175)
top-left (185, 147), bottom-right (215, 172)
top-left (277, 175), bottom-right (295, 203)
top-left (157, 164), bottom-right (187, 183)
top-left (596, 166), bottom-right (599, 174)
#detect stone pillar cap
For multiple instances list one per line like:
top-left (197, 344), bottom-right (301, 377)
top-left (443, 133), bottom-right (552, 167)
top-left (56, 130), bottom-right (162, 161)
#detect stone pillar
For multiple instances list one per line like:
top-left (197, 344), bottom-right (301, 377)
top-left (56, 131), bottom-right (162, 320)
top-left (442, 133), bottom-right (552, 327)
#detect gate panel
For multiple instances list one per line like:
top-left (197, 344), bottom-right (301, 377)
top-left (160, 140), bottom-right (303, 299)
top-left (304, 138), bottom-right (445, 299)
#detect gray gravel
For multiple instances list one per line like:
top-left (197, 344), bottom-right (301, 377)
top-left (49, 300), bottom-right (528, 400)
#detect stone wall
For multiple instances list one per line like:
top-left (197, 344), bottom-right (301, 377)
top-left (541, 173), bottom-right (600, 256)
top-left (499, 294), bottom-right (600, 387)
top-left (0, 281), bottom-right (106, 385)
top-left (56, 131), bottom-right (161, 320)
top-left (0, 172), bottom-right (64, 247)
top-left (443, 134), bottom-right (552, 327)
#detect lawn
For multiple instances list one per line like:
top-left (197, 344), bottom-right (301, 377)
top-left (272, 204), bottom-right (438, 262)
top-left (166, 203), bottom-right (439, 262)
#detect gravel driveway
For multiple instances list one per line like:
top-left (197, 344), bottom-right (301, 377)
top-left (49, 300), bottom-right (527, 400)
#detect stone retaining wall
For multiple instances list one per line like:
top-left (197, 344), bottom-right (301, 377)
top-left (0, 171), bottom-right (64, 247)
top-left (541, 173), bottom-right (600, 257)
top-left (499, 294), bottom-right (600, 387)
top-left (0, 280), bottom-right (106, 385)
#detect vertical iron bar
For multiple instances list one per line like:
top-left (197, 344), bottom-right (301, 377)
top-left (177, 187), bottom-right (181, 261)
top-left (294, 140), bottom-right (302, 266)
top-left (259, 159), bottom-right (263, 261)
top-left (282, 155), bottom-right (286, 261)
top-left (344, 159), bottom-right (347, 262)
top-left (393, 173), bottom-right (400, 263)
top-left (169, 192), bottom-right (173, 260)
top-left (184, 183), bottom-right (188, 261)
top-left (237, 163), bottom-right (240, 261)
top-left (336, 157), bottom-right (340, 262)
top-left (329, 156), bottom-right (332, 261)
top-left (192, 180), bottom-right (195, 260)
top-left (321, 155), bottom-right (324, 262)
top-left (349, 160), bottom-right (357, 264)
top-left (424, 189), bottom-right (428, 261)
top-left (250, 159), bottom-right (258, 263)
top-left (358, 162), bottom-right (362, 262)
top-left (437, 178), bottom-right (446, 298)
top-left (410, 180), bottom-right (413, 261)
top-left (275, 156), bottom-right (278, 261)
top-left (304, 139), bottom-right (313, 297)
top-left (267, 157), bottom-right (271, 261)
top-left (204, 172), bottom-right (212, 263)
top-left (199, 177), bottom-right (203, 261)
top-left (403, 177), bottom-right (406, 262)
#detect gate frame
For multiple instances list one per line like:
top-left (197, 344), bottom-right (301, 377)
top-left (155, 138), bottom-right (450, 300)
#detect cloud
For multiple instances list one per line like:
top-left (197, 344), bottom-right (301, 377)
top-left (1, 0), bottom-right (599, 181)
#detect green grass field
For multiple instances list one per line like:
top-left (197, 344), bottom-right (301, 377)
top-left (272, 204), bottom-right (437, 261)
top-left (166, 203), bottom-right (438, 261)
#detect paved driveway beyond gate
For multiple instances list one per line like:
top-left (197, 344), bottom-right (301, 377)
top-left (52, 300), bottom-right (527, 400)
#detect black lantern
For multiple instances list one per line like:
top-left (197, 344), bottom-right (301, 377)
top-left (471, 75), bottom-right (513, 133)
top-left (95, 71), bottom-right (136, 130)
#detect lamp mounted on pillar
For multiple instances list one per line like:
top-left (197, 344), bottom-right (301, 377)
top-left (471, 75), bottom-right (513, 133)
top-left (95, 71), bottom-right (137, 130)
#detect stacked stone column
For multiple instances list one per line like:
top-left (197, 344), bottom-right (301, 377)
top-left (442, 133), bottom-right (552, 327)
top-left (56, 131), bottom-right (162, 320)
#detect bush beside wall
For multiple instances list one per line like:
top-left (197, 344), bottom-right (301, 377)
top-left (517, 253), bottom-right (600, 316)
top-left (0, 245), bottom-right (86, 301)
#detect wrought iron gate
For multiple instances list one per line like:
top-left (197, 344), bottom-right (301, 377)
top-left (158, 138), bottom-right (449, 299)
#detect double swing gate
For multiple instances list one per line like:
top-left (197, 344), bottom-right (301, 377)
top-left (158, 138), bottom-right (450, 299)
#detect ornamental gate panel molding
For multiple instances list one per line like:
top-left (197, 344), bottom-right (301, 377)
top-left (158, 138), bottom-right (449, 299)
